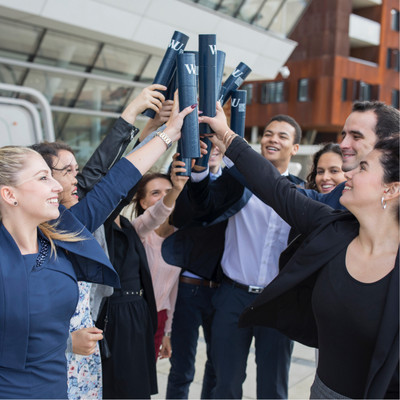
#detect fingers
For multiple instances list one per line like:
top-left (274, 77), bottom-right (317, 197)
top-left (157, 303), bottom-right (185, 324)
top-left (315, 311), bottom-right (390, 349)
top-left (147, 84), bottom-right (167, 92)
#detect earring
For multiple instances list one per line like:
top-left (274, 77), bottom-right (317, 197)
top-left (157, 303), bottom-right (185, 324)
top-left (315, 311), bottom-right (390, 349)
top-left (13, 201), bottom-right (18, 206)
top-left (381, 197), bottom-right (386, 210)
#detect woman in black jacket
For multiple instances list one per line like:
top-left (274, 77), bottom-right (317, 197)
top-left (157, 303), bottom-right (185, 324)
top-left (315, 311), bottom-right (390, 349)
top-left (198, 103), bottom-right (399, 399)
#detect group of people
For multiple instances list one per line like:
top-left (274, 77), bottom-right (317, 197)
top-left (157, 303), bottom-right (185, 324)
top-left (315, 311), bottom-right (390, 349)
top-left (0, 77), bottom-right (398, 400)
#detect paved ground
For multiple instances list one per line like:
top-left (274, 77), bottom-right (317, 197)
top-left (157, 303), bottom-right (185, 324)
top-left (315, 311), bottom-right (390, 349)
top-left (153, 333), bottom-right (316, 399)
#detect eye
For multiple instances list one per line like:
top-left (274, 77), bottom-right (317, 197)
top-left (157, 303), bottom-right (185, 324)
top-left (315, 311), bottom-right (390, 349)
top-left (40, 175), bottom-right (48, 181)
top-left (316, 170), bottom-right (324, 175)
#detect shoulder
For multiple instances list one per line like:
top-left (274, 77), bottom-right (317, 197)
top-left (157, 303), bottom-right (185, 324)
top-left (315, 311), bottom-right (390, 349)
top-left (288, 174), bottom-right (305, 186)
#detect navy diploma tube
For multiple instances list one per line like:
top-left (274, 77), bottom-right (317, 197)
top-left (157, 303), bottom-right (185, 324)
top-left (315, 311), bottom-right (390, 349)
top-left (230, 90), bottom-right (247, 138)
top-left (219, 62), bottom-right (252, 106)
top-left (143, 30), bottom-right (189, 118)
top-left (195, 38), bottom-right (221, 170)
top-left (177, 52), bottom-right (200, 159)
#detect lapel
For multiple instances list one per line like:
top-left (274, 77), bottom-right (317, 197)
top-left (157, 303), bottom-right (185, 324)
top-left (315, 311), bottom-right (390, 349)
top-left (364, 252), bottom-right (399, 398)
top-left (0, 224), bottom-right (30, 369)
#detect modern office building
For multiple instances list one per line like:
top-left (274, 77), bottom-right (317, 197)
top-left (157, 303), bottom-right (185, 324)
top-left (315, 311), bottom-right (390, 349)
top-left (243, 0), bottom-right (400, 145)
top-left (0, 0), bottom-right (311, 165)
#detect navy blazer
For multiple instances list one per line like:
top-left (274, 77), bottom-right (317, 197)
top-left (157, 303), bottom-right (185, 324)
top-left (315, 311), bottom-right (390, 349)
top-left (226, 137), bottom-right (399, 399)
top-left (0, 158), bottom-right (142, 370)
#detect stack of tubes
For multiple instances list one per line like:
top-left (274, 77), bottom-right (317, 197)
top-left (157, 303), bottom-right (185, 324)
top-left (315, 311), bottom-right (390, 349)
top-left (147, 30), bottom-right (252, 175)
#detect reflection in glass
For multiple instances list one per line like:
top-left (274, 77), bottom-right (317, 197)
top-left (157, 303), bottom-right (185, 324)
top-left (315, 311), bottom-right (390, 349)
top-left (36, 31), bottom-right (99, 71)
top-left (23, 70), bottom-right (83, 105)
top-left (92, 44), bottom-right (149, 80)
top-left (0, 65), bottom-right (26, 86)
top-left (218, 0), bottom-right (243, 16)
top-left (197, 0), bottom-right (220, 9)
top-left (56, 113), bottom-right (114, 165)
top-left (268, 0), bottom-right (309, 36)
top-left (236, 0), bottom-right (265, 23)
top-left (139, 55), bottom-right (163, 83)
top-left (74, 79), bottom-right (132, 112)
top-left (0, 17), bottom-right (43, 59)
top-left (253, 0), bottom-right (282, 30)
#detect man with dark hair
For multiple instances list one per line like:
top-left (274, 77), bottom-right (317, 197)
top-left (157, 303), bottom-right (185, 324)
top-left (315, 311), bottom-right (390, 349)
top-left (164, 115), bottom-right (304, 399)
top-left (297, 100), bottom-right (400, 208)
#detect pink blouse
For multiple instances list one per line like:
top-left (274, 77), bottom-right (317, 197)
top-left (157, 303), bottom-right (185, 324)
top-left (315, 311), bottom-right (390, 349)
top-left (132, 198), bottom-right (181, 333)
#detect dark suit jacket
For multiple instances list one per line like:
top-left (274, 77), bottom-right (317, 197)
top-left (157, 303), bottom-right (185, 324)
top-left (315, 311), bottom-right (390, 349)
top-left (162, 165), bottom-right (304, 280)
top-left (225, 137), bottom-right (399, 399)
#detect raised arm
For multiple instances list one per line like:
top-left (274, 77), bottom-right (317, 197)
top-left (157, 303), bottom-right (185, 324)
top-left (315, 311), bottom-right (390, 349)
top-left (200, 103), bottom-right (335, 236)
top-left (77, 84), bottom-right (167, 198)
top-left (69, 103), bottom-right (196, 232)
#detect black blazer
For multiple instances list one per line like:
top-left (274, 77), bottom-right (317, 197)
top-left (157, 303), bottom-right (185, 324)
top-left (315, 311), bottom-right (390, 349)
top-left (225, 137), bottom-right (399, 399)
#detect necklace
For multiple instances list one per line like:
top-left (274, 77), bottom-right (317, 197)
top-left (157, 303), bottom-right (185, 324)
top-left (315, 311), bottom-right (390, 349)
top-left (33, 236), bottom-right (49, 271)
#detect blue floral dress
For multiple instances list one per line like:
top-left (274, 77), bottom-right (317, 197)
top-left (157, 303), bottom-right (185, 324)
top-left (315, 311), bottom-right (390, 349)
top-left (66, 281), bottom-right (102, 399)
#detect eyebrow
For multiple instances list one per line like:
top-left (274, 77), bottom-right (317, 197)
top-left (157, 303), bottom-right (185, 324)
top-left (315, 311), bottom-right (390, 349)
top-left (264, 129), bottom-right (290, 137)
top-left (341, 129), bottom-right (365, 137)
top-left (33, 169), bottom-right (50, 176)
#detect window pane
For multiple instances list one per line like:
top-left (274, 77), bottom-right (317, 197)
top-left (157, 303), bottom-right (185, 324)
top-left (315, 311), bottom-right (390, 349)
top-left (92, 44), bottom-right (149, 80)
top-left (23, 70), bottom-right (84, 106)
top-left (35, 30), bottom-right (100, 71)
top-left (241, 83), bottom-right (253, 104)
top-left (298, 78), bottom-right (309, 102)
top-left (218, 0), bottom-right (244, 16)
top-left (56, 114), bottom-right (116, 166)
top-left (139, 55), bottom-right (164, 83)
top-left (197, 0), bottom-right (220, 9)
top-left (74, 79), bottom-right (133, 112)
top-left (0, 17), bottom-right (43, 59)
top-left (253, 0), bottom-right (283, 30)
top-left (236, 0), bottom-right (264, 23)
top-left (269, 0), bottom-right (309, 36)
top-left (391, 9), bottom-right (400, 31)
top-left (391, 89), bottom-right (399, 109)
top-left (0, 65), bottom-right (27, 86)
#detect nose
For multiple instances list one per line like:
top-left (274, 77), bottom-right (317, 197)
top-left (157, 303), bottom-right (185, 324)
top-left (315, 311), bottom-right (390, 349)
top-left (321, 171), bottom-right (330, 181)
top-left (344, 169), bottom-right (353, 181)
top-left (51, 177), bottom-right (63, 193)
top-left (340, 134), bottom-right (351, 149)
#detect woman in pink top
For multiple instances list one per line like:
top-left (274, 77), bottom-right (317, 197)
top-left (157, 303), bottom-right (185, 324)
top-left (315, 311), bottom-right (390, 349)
top-left (131, 157), bottom-right (188, 360)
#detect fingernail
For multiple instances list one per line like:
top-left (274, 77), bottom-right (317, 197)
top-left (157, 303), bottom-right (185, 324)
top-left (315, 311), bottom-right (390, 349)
top-left (191, 104), bottom-right (197, 109)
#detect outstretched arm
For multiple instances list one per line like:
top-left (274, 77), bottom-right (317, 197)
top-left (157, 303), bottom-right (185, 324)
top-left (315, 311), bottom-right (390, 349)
top-left (77, 84), bottom-right (167, 198)
top-left (199, 102), bottom-right (335, 236)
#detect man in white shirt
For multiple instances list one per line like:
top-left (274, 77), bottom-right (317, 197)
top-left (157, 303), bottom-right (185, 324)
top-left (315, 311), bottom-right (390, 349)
top-left (183, 115), bottom-right (304, 399)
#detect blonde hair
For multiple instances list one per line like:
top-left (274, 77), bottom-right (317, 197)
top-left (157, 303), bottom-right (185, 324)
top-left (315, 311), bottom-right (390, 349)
top-left (0, 146), bottom-right (83, 255)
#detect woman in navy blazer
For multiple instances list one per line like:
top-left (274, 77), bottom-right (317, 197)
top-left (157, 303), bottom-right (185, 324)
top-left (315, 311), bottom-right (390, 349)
top-left (0, 103), bottom-right (195, 398)
top-left (199, 103), bottom-right (399, 399)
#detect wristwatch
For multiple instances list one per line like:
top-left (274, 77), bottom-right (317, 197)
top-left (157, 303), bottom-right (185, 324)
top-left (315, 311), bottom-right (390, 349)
top-left (156, 130), bottom-right (172, 149)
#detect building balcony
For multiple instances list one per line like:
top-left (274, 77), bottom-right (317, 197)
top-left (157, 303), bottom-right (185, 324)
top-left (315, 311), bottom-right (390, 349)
top-left (349, 13), bottom-right (381, 47)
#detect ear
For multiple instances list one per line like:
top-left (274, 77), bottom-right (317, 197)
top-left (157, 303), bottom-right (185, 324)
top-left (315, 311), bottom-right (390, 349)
top-left (384, 183), bottom-right (400, 201)
top-left (0, 186), bottom-right (17, 206)
top-left (291, 143), bottom-right (300, 157)
top-left (140, 198), bottom-right (148, 211)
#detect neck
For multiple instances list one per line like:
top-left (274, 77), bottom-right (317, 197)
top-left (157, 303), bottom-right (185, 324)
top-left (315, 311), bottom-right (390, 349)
top-left (210, 165), bottom-right (220, 175)
top-left (273, 161), bottom-right (289, 175)
top-left (356, 209), bottom-right (399, 255)
top-left (2, 216), bottom-right (39, 254)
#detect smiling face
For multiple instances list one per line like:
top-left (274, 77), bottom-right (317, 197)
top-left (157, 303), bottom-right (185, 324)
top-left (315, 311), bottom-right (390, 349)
top-left (340, 110), bottom-right (378, 172)
top-left (12, 153), bottom-right (62, 223)
top-left (51, 149), bottom-right (79, 209)
top-left (208, 145), bottom-right (223, 174)
top-left (260, 120), bottom-right (299, 173)
top-left (340, 149), bottom-right (386, 213)
top-left (139, 177), bottom-right (172, 211)
top-left (315, 151), bottom-right (346, 193)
